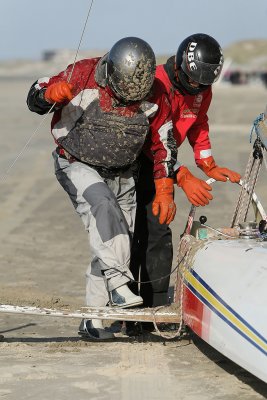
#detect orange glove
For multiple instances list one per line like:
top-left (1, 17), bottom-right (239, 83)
top-left (198, 156), bottom-right (241, 183)
top-left (176, 166), bottom-right (213, 207)
top-left (44, 81), bottom-right (74, 104)
top-left (152, 178), bottom-right (176, 225)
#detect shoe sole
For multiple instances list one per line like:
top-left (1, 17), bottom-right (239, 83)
top-left (109, 299), bottom-right (143, 308)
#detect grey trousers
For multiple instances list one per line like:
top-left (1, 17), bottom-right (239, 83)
top-left (53, 151), bottom-right (136, 307)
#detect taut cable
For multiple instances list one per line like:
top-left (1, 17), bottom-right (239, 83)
top-left (0, 0), bottom-right (95, 184)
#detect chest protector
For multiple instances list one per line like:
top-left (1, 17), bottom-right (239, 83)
top-left (57, 97), bottom-right (150, 169)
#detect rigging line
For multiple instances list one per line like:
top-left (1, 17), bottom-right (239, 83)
top-left (0, 103), bottom-right (55, 184)
top-left (0, 0), bottom-right (95, 184)
top-left (67, 0), bottom-right (95, 82)
top-left (108, 253), bottom-right (187, 285)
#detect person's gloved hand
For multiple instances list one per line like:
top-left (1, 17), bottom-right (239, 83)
top-left (152, 178), bottom-right (176, 225)
top-left (198, 156), bottom-right (241, 183)
top-left (176, 166), bottom-right (213, 207)
top-left (44, 81), bottom-right (74, 104)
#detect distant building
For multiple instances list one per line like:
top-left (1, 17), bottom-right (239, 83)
top-left (42, 50), bottom-right (58, 61)
top-left (42, 49), bottom-right (106, 64)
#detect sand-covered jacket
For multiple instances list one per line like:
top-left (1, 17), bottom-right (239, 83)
top-left (27, 57), bottom-right (177, 179)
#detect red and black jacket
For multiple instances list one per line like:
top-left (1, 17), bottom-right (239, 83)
top-left (27, 57), bottom-right (177, 179)
top-left (156, 61), bottom-right (213, 167)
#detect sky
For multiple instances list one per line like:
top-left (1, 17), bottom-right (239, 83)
top-left (1, 0), bottom-right (267, 60)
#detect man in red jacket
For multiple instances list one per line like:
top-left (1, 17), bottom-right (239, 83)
top-left (27, 37), bottom-right (177, 340)
top-left (130, 34), bottom-right (241, 333)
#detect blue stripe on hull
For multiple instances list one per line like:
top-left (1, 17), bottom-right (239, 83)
top-left (183, 270), bottom-right (267, 356)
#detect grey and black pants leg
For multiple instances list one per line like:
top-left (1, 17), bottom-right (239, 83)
top-left (53, 151), bottom-right (136, 307)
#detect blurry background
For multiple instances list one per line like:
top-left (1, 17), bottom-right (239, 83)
top-left (0, 0), bottom-right (267, 83)
top-left (0, 0), bottom-right (267, 288)
top-left (0, 2), bottom-right (267, 397)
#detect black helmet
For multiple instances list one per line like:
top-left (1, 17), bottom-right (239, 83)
top-left (176, 33), bottom-right (224, 95)
top-left (106, 37), bottom-right (156, 102)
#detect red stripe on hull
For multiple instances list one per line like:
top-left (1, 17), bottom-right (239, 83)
top-left (183, 285), bottom-right (204, 337)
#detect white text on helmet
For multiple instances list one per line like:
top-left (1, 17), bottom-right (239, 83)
top-left (187, 42), bottom-right (197, 71)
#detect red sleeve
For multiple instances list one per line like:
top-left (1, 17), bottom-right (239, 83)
top-left (34, 63), bottom-right (75, 91)
top-left (143, 79), bottom-right (178, 179)
top-left (187, 88), bottom-right (213, 166)
top-left (36, 58), bottom-right (98, 94)
top-left (28, 58), bottom-right (98, 127)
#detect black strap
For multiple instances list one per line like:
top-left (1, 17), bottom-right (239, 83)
top-left (163, 56), bottom-right (186, 95)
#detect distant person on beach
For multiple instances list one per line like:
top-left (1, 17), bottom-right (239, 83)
top-left (26, 37), bottom-right (177, 340)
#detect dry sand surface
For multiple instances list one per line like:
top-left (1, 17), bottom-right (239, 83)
top-left (0, 78), bottom-right (266, 399)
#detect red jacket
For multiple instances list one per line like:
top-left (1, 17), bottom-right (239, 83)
top-left (27, 58), bottom-right (177, 179)
top-left (156, 64), bottom-right (212, 167)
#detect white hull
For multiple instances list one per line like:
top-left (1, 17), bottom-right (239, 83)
top-left (181, 237), bottom-right (267, 383)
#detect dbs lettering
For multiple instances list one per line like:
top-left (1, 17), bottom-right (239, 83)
top-left (186, 42), bottom-right (197, 71)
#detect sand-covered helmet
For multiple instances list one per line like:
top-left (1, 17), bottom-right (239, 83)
top-left (106, 37), bottom-right (156, 102)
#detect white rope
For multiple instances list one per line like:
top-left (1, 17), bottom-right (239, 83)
top-left (151, 240), bottom-right (194, 340)
top-left (263, 150), bottom-right (267, 171)
top-left (0, 0), bottom-right (95, 184)
top-left (231, 149), bottom-right (254, 227)
top-left (243, 158), bottom-right (262, 221)
top-left (231, 148), bottom-right (263, 227)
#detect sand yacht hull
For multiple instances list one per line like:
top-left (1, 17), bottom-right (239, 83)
top-left (180, 237), bottom-right (267, 383)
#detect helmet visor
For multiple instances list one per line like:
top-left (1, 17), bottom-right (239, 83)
top-left (181, 56), bottom-right (223, 85)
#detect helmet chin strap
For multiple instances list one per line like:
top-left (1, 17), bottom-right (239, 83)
top-left (164, 56), bottom-right (207, 96)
